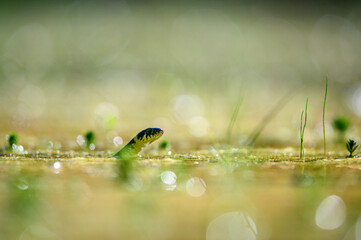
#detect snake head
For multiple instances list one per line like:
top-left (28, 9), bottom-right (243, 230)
top-left (135, 128), bottom-right (164, 144)
top-left (113, 128), bottom-right (164, 159)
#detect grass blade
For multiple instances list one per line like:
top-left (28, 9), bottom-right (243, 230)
top-left (226, 94), bottom-right (243, 144)
top-left (323, 76), bottom-right (328, 158)
top-left (246, 89), bottom-right (295, 145)
top-left (300, 98), bottom-right (308, 160)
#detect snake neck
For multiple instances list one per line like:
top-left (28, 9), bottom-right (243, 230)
top-left (113, 128), bottom-right (163, 159)
top-left (113, 139), bottom-right (143, 159)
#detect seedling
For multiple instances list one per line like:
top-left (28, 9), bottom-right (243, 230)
top-left (84, 131), bottom-right (95, 150)
top-left (346, 139), bottom-right (359, 158)
top-left (8, 133), bottom-right (18, 151)
top-left (159, 139), bottom-right (171, 150)
top-left (323, 76), bottom-right (328, 158)
top-left (300, 98), bottom-right (308, 160)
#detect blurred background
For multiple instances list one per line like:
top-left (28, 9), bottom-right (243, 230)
top-left (1, 2), bottom-right (361, 240)
top-left (0, 0), bottom-right (361, 149)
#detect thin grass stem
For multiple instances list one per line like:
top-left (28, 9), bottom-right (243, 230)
top-left (246, 89), bottom-right (295, 145)
top-left (323, 76), bottom-right (328, 158)
top-left (226, 94), bottom-right (243, 145)
top-left (300, 110), bottom-right (304, 158)
top-left (300, 98), bottom-right (308, 160)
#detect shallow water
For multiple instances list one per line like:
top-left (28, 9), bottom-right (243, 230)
top-left (0, 148), bottom-right (361, 240)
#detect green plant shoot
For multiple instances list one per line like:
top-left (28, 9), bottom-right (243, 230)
top-left (300, 98), bottom-right (308, 160)
top-left (323, 76), bottom-right (328, 158)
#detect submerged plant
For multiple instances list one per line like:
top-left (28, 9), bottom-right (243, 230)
top-left (300, 98), bottom-right (308, 160)
top-left (8, 133), bottom-right (18, 151)
top-left (84, 131), bottom-right (95, 150)
top-left (346, 139), bottom-right (359, 158)
top-left (323, 76), bottom-right (328, 158)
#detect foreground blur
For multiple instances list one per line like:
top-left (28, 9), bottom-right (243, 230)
top-left (1, 149), bottom-right (361, 240)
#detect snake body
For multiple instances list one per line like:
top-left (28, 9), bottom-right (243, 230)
top-left (113, 128), bottom-right (164, 159)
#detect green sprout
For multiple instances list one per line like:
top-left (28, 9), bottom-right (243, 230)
top-left (323, 76), bottom-right (328, 158)
top-left (300, 98), bottom-right (308, 160)
top-left (333, 116), bottom-right (350, 142)
top-left (159, 139), bottom-right (171, 150)
top-left (346, 139), bottom-right (359, 158)
top-left (84, 131), bottom-right (95, 150)
top-left (8, 133), bottom-right (18, 151)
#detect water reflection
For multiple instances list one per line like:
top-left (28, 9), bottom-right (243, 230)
top-left (186, 177), bottom-right (206, 197)
top-left (53, 162), bottom-right (61, 170)
top-left (207, 211), bottom-right (257, 240)
top-left (315, 195), bottom-right (346, 230)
